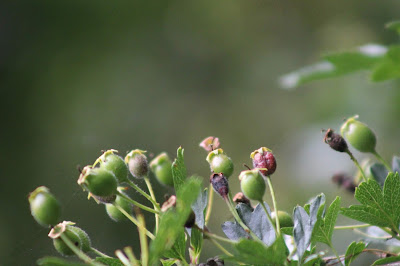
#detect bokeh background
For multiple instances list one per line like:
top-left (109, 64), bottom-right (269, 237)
top-left (2, 1), bottom-right (400, 265)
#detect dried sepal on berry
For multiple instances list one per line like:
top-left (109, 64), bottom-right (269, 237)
top-left (125, 149), bottom-right (149, 179)
top-left (250, 147), bottom-right (277, 176)
top-left (199, 136), bottom-right (220, 152)
top-left (49, 221), bottom-right (91, 256)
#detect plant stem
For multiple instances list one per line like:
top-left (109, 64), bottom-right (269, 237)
top-left (224, 193), bottom-right (259, 240)
top-left (204, 231), bottom-right (236, 244)
top-left (114, 204), bottom-right (155, 240)
top-left (347, 151), bottom-right (367, 182)
top-left (266, 176), bottom-right (280, 235)
top-left (117, 191), bottom-right (160, 215)
top-left (90, 247), bottom-right (111, 258)
top-left (144, 176), bottom-right (160, 233)
top-left (115, 250), bottom-right (131, 266)
top-left (259, 200), bottom-right (278, 235)
top-left (334, 224), bottom-right (370, 230)
top-left (127, 179), bottom-right (160, 211)
top-left (353, 229), bottom-right (392, 240)
top-left (123, 246), bottom-right (140, 266)
top-left (59, 234), bottom-right (98, 265)
top-left (328, 242), bottom-right (343, 266)
top-left (208, 237), bottom-right (233, 257)
top-left (205, 184), bottom-right (214, 227)
top-left (372, 150), bottom-right (391, 171)
top-left (137, 210), bottom-right (149, 266)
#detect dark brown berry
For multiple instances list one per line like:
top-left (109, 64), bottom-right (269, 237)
top-left (331, 173), bottom-right (356, 193)
top-left (184, 210), bottom-right (196, 228)
top-left (210, 173), bottom-right (229, 198)
top-left (232, 192), bottom-right (251, 207)
top-left (323, 128), bottom-right (348, 153)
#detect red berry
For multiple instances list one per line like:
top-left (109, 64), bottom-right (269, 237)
top-left (251, 147), bottom-right (277, 176)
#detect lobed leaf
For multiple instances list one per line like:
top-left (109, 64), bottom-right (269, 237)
top-left (172, 147), bottom-right (186, 193)
top-left (344, 241), bottom-right (366, 266)
top-left (370, 163), bottom-right (388, 186)
top-left (311, 197), bottom-right (341, 246)
top-left (341, 172), bottom-right (400, 232)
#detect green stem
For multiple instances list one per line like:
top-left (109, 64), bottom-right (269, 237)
top-left (90, 247), bottom-right (111, 258)
top-left (259, 201), bottom-right (278, 235)
top-left (127, 179), bottom-right (160, 211)
top-left (114, 204), bottom-right (155, 240)
top-left (381, 227), bottom-right (400, 241)
top-left (117, 191), bottom-right (160, 215)
top-left (205, 184), bottom-right (214, 227)
top-left (59, 234), bottom-right (98, 265)
top-left (208, 237), bottom-right (233, 257)
top-left (144, 177), bottom-right (160, 233)
top-left (204, 231), bottom-right (236, 244)
top-left (353, 229), bottom-right (392, 240)
top-left (137, 211), bottom-right (149, 266)
top-left (115, 250), bottom-right (131, 266)
top-left (347, 151), bottom-right (367, 182)
top-left (334, 224), bottom-right (370, 230)
top-left (123, 246), bottom-right (140, 266)
top-left (372, 150), bottom-right (391, 171)
top-left (328, 242), bottom-right (343, 266)
top-left (225, 193), bottom-right (259, 240)
top-left (266, 176), bottom-right (280, 235)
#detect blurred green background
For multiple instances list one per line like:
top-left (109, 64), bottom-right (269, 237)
top-left (2, 1), bottom-right (400, 265)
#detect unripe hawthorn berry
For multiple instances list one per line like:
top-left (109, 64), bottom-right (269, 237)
top-left (206, 149), bottom-right (234, 178)
top-left (323, 128), bottom-right (348, 153)
top-left (29, 186), bottom-right (61, 227)
top-left (77, 166), bottom-right (118, 197)
top-left (239, 169), bottom-right (266, 201)
top-left (149, 153), bottom-right (174, 186)
top-left (49, 221), bottom-right (91, 256)
top-left (271, 211), bottom-right (294, 228)
top-left (125, 149), bottom-right (149, 179)
top-left (340, 115), bottom-right (377, 153)
top-left (98, 150), bottom-right (129, 183)
top-left (105, 194), bottom-right (133, 222)
top-left (250, 147), bottom-right (277, 176)
top-left (210, 173), bottom-right (229, 198)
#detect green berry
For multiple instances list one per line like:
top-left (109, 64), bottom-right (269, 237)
top-left (239, 169), bottom-right (266, 201)
top-left (99, 150), bottom-right (129, 183)
top-left (271, 211), bottom-right (293, 228)
top-left (125, 149), bottom-right (149, 179)
top-left (206, 149), bottom-right (234, 178)
top-left (52, 224), bottom-right (91, 256)
top-left (149, 153), bottom-right (174, 186)
top-left (105, 194), bottom-right (132, 222)
top-left (78, 166), bottom-right (118, 197)
top-left (340, 115), bottom-right (377, 153)
top-left (29, 186), bottom-right (61, 227)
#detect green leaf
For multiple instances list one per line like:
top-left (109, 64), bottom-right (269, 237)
top-left (222, 202), bottom-right (276, 245)
top-left (371, 46), bottom-right (400, 81)
top-left (393, 156), bottom-right (400, 174)
top-left (191, 188), bottom-right (208, 229)
top-left (372, 255), bottom-right (400, 265)
top-left (95, 257), bottom-right (124, 266)
top-left (163, 230), bottom-right (186, 261)
top-left (370, 163), bottom-right (389, 186)
top-left (172, 146), bottom-right (186, 193)
top-left (279, 44), bottom-right (387, 89)
top-left (386, 20), bottom-right (400, 34)
top-left (189, 227), bottom-right (203, 261)
top-left (161, 259), bottom-right (180, 266)
top-left (37, 257), bottom-right (87, 266)
top-left (341, 173), bottom-right (400, 232)
top-left (311, 197), bottom-right (341, 246)
top-left (293, 194), bottom-right (325, 261)
top-left (344, 241), bottom-right (366, 266)
top-left (149, 177), bottom-right (202, 265)
top-left (229, 236), bottom-right (288, 265)
top-left (280, 227), bottom-right (293, 236)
